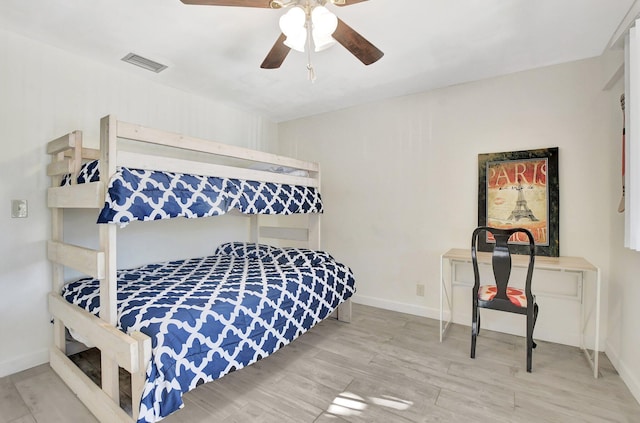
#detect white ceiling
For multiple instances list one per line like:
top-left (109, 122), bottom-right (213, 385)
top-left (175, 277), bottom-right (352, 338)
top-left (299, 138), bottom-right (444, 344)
top-left (0, 0), bottom-right (635, 122)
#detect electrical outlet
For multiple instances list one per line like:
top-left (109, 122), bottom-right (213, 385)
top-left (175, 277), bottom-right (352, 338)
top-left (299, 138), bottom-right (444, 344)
top-left (416, 283), bottom-right (425, 297)
top-left (11, 199), bottom-right (28, 218)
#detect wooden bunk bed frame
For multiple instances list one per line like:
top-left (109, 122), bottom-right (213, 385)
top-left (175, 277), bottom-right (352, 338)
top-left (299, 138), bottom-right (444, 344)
top-left (46, 115), bottom-right (352, 422)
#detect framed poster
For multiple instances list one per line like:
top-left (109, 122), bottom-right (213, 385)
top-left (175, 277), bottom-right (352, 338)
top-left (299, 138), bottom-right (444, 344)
top-left (477, 147), bottom-right (559, 256)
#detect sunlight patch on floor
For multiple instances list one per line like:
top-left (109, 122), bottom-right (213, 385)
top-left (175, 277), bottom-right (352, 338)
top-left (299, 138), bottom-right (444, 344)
top-left (326, 391), bottom-right (413, 417)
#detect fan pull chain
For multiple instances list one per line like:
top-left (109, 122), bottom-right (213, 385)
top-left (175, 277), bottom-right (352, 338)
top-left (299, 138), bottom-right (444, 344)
top-left (306, 19), bottom-right (316, 82)
top-left (307, 64), bottom-right (316, 82)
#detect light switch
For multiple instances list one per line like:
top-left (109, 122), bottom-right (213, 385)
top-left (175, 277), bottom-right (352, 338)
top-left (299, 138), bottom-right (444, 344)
top-left (11, 200), bottom-right (28, 218)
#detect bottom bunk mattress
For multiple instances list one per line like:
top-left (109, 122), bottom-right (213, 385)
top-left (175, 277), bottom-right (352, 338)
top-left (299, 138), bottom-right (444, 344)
top-left (61, 242), bottom-right (356, 423)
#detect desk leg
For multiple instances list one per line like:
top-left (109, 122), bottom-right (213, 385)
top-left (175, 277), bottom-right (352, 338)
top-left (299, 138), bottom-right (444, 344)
top-left (440, 254), bottom-right (444, 342)
top-left (579, 270), bottom-right (586, 355)
top-left (579, 268), bottom-right (600, 379)
top-left (440, 254), bottom-right (453, 342)
top-left (594, 267), bottom-right (601, 378)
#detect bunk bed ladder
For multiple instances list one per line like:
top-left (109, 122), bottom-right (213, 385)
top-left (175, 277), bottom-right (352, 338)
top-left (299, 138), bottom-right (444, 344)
top-left (46, 121), bottom-right (152, 423)
top-left (47, 130), bottom-right (83, 353)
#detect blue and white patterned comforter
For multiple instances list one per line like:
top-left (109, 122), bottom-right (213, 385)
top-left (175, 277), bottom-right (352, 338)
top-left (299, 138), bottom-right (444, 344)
top-left (62, 160), bottom-right (323, 227)
top-left (61, 243), bottom-right (355, 422)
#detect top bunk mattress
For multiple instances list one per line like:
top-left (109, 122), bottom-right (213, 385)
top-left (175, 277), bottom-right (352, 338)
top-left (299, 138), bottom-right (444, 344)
top-left (62, 160), bottom-right (323, 226)
top-left (62, 242), bottom-right (356, 423)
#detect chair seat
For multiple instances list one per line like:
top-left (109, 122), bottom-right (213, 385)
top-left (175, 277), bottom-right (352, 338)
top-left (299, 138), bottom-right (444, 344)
top-left (478, 285), bottom-right (528, 307)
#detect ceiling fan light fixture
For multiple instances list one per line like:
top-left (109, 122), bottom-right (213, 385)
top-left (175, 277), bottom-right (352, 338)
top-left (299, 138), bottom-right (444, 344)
top-left (312, 31), bottom-right (336, 52)
top-left (279, 6), bottom-right (307, 52)
top-left (311, 6), bottom-right (337, 35)
top-left (283, 32), bottom-right (307, 52)
top-left (311, 5), bottom-right (337, 52)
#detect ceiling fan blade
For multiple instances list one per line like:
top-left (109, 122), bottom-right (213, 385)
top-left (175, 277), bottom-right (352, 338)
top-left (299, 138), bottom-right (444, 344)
top-left (332, 0), bottom-right (369, 6)
top-left (180, 0), bottom-right (278, 8)
top-left (260, 33), bottom-right (291, 69)
top-left (333, 18), bottom-right (384, 65)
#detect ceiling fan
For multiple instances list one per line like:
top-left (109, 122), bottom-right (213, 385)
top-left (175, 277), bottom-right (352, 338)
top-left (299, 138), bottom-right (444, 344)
top-left (179, 0), bottom-right (384, 70)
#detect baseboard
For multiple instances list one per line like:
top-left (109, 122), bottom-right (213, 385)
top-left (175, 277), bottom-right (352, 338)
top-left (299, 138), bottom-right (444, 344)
top-left (351, 294), bottom-right (442, 320)
top-left (605, 341), bottom-right (640, 405)
top-left (0, 347), bottom-right (49, 378)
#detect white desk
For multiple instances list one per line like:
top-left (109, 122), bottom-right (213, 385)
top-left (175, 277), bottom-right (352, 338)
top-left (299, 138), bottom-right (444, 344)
top-left (439, 248), bottom-right (601, 378)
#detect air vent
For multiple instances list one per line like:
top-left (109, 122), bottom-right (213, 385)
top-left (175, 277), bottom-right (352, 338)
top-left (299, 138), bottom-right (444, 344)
top-left (121, 53), bottom-right (167, 73)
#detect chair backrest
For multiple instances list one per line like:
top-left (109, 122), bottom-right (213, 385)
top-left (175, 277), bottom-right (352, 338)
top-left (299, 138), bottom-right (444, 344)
top-left (471, 226), bottom-right (536, 305)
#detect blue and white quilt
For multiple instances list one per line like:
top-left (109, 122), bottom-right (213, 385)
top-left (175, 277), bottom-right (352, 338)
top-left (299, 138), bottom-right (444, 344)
top-left (61, 242), bottom-right (355, 423)
top-left (62, 160), bottom-right (323, 226)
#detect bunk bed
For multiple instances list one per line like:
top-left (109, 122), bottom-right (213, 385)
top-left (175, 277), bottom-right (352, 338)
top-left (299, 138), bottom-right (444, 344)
top-left (46, 115), bottom-right (355, 423)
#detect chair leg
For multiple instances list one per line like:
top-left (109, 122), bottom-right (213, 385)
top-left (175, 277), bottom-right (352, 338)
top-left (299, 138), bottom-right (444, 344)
top-left (471, 306), bottom-right (478, 359)
top-left (526, 317), bottom-right (533, 372)
top-left (526, 304), bottom-right (539, 372)
top-left (531, 304), bottom-right (538, 348)
top-left (532, 303), bottom-right (538, 349)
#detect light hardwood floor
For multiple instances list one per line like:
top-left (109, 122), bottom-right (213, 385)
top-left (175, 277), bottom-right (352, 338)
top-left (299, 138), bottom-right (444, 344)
top-left (2, 304), bottom-right (639, 422)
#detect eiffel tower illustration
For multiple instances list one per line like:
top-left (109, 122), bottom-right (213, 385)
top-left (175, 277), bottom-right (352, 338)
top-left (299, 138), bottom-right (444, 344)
top-left (508, 178), bottom-right (539, 221)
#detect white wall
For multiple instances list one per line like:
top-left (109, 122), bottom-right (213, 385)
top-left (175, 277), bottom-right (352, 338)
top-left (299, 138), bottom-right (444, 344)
top-left (0, 28), bottom-right (278, 377)
top-left (607, 243), bottom-right (640, 402)
top-left (279, 58), bottom-right (615, 353)
top-left (606, 75), bottom-right (640, 402)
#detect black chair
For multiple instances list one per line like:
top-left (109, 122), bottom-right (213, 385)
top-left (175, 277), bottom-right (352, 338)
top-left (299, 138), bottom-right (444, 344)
top-left (470, 226), bottom-right (538, 372)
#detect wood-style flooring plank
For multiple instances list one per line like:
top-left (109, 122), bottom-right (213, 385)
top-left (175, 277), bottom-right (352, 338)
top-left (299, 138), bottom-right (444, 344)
top-left (0, 376), bottom-right (31, 423)
top-left (12, 365), bottom-right (98, 422)
top-left (5, 416), bottom-right (36, 423)
top-left (514, 390), bottom-right (634, 423)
